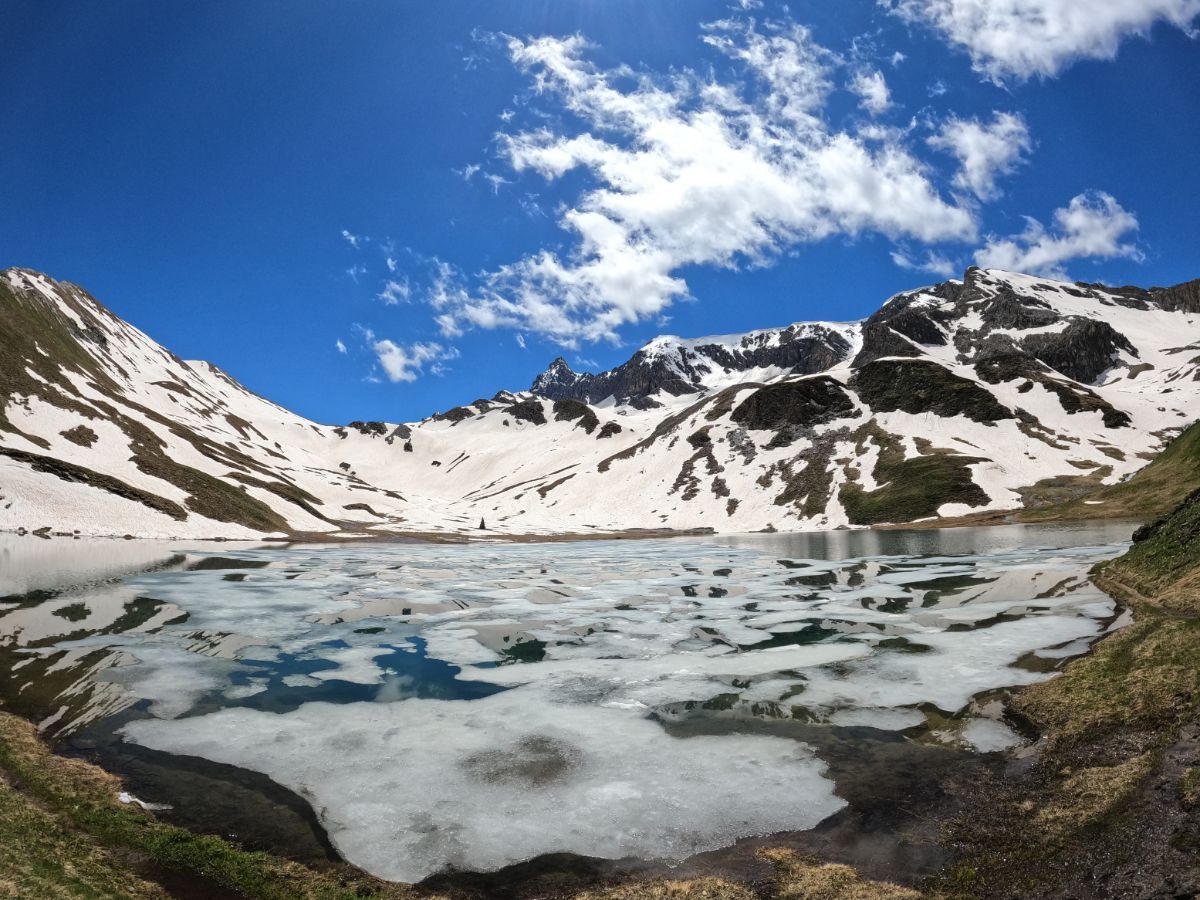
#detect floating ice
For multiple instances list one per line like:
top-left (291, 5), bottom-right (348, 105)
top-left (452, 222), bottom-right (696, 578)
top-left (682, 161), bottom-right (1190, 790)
top-left (123, 692), bottom-right (845, 882)
top-left (4, 534), bottom-right (1126, 882)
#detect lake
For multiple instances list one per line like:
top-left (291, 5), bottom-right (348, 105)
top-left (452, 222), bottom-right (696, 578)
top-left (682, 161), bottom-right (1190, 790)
top-left (0, 522), bottom-right (1134, 885)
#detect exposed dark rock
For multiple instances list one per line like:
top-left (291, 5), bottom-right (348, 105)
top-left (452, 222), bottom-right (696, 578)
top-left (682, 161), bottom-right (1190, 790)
top-left (506, 399), bottom-right (547, 426)
top-left (1022, 319), bottom-right (1137, 384)
top-left (686, 428), bottom-right (712, 448)
top-left (1151, 277), bottom-right (1200, 313)
top-left (979, 288), bottom-right (1059, 331)
top-left (432, 406), bottom-right (476, 424)
top-left (59, 425), bottom-right (98, 448)
top-left (552, 399), bottom-right (600, 434)
top-left (346, 421), bottom-right (389, 437)
top-left (975, 354), bottom-right (1132, 428)
top-left (597, 422), bottom-right (623, 439)
top-left (852, 359), bottom-right (1013, 424)
top-left (731, 376), bottom-right (857, 431)
top-left (851, 322), bottom-right (923, 368)
top-left (531, 326), bottom-right (853, 405)
top-left (851, 283), bottom-right (965, 367)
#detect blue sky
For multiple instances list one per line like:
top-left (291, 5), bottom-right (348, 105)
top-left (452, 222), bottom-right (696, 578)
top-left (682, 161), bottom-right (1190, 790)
top-left (3, 0), bottom-right (1198, 423)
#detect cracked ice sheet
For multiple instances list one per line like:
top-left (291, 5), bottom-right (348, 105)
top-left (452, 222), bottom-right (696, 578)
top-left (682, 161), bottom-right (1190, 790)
top-left (122, 691), bottom-right (845, 883)
top-left (17, 537), bottom-right (1127, 882)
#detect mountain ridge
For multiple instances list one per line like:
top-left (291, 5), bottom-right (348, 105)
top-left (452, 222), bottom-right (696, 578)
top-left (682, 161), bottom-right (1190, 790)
top-left (2, 265), bottom-right (1199, 539)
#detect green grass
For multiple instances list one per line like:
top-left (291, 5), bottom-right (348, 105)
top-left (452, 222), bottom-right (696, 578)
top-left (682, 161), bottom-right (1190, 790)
top-left (838, 425), bottom-right (988, 526)
top-left (1019, 419), bottom-right (1200, 524)
top-left (933, 464), bottom-right (1200, 897)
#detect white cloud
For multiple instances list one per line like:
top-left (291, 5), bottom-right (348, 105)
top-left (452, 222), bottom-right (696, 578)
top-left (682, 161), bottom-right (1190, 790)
top-left (890, 50), bottom-right (907, 66)
top-left (891, 248), bottom-right (957, 277)
top-left (484, 173), bottom-right (511, 194)
top-left (335, 339), bottom-right (347, 354)
top-left (883, 0), bottom-right (1200, 81)
top-left (927, 79), bottom-right (948, 97)
top-left (346, 264), bottom-right (367, 283)
top-left (372, 340), bottom-right (459, 383)
top-left (386, 256), bottom-right (398, 272)
top-left (457, 164), bottom-right (482, 181)
top-left (377, 278), bottom-right (412, 305)
top-left (433, 19), bottom-right (977, 346)
top-left (850, 69), bottom-right (893, 115)
top-left (975, 191), bottom-right (1142, 278)
top-left (515, 334), bottom-right (526, 349)
top-left (927, 111), bottom-right (1031, 200)
top-left (341, 229), bottom-right (363, 249)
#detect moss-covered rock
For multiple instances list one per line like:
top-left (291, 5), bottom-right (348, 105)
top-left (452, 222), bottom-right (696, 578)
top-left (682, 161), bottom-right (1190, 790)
top-left (852, 360), bottom-right (1012, 424)
top-left (506, 399), bottom-right (547, 425)
top-left (730, 377), bottom-right (857, 431)
top-left (553, 399), bottom-right (600, 434)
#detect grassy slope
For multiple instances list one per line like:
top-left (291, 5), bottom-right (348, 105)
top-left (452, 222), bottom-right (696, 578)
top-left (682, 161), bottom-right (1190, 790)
top-left (934, 482), bottom-right (1200, 897)
top-left (912, 418), bottom-right (1200, 530)
top-left (1017, 418), bottom-right (1200, 524)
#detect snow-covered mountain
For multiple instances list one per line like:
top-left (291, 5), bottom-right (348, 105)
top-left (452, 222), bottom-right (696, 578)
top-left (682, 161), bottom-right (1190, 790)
top-left (2, 265), bottom-right (1198, 539)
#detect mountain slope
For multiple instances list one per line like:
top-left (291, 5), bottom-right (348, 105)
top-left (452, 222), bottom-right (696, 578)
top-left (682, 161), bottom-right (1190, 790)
top-left (2, 266), bottom-right (1199, 539)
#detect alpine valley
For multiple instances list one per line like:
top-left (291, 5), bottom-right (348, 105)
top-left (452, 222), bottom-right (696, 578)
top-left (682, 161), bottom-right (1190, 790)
top-left (2, 265), bottom-right (1199, 541)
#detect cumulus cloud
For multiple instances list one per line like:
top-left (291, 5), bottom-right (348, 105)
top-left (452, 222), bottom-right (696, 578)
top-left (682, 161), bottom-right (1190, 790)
top-left (975, 191), bottom-right (1141, 278)
top-left (850, 69), bottom-right (893, 115)
top-left (928, 111), bottom-right (1031, 200)
top-left (371, 339), bottom-right (459, 383)
top-left (432, 19), bottom-right (977, 346)
top-left (883, 0), bottom-right (1200, 81)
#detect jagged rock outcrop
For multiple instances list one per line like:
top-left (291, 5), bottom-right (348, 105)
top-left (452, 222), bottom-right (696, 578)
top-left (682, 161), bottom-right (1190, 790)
top-left (531, 325), bottom-right (856, 405)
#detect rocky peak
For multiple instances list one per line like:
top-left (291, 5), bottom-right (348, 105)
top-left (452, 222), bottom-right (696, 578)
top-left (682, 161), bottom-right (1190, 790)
top-left (531, 324), bottom-right (855, 406)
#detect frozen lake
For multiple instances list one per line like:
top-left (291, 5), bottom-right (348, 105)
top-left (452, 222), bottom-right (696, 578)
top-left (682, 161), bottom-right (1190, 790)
top-left (0, 523), bottom-right (1133, 883)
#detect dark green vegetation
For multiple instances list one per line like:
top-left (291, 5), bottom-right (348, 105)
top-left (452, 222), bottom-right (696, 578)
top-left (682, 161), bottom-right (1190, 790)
top-left (838, 426), bottom-right (989, 526)
top-left (1017, 419), bottom-right (1200, 525)
top-left (0, 446), bottom-right (187, 521)
top-left (851, 359), bottom-right (1013, 424)
top-left (730, 377), bottom-right (857, 431)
